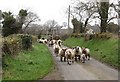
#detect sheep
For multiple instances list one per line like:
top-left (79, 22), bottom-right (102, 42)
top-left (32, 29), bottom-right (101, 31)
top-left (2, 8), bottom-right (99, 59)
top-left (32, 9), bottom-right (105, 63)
top-left (52, 40), bottom-right (57, 44)
top-left (82, 47), bottom-right (90, 61)
top-left (73, 46), bottom-right (82, 62)
top-left (48, 40), bottom-right (54, 47)
top-left (44, 39), bottom-right (48, 44)
top-left (53, 43), bottom-right (60, 57)
top-left (48, 39), bottom-right (57, 47)
top-left (37, 39), bottom-right (42, 43)
top-left (86, 28), bottom-right (95, 35)
top-left (58, 47), bottom-right (67, 62)
top-left (57, 39), bottom-right (62, 47)
top-left (37, 38), bottom-right (47, 44)
top-left (65, 48), bottom-right (76, 65)
top-left (80, 53), bottom-right (86, 63)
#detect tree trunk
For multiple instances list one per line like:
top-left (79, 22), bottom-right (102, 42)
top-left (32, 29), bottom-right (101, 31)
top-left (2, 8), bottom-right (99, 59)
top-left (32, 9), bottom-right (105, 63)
top-left (99, 1), bottom-right (109, 33)
top-left (100, 18), bottom-right (107, 33)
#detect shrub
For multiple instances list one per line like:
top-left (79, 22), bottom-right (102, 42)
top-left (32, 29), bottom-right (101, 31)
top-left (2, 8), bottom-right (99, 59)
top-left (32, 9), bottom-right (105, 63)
top-left (2, 34), bottom-right (33, 55)
top-left (31, 35), bottom-right (37, 42)
top-left (9, 40), bottom-right (20, 55)
top-left (38, 33), bottom-right (41, 39)
top-left (21, 35), bottom-right (32, 50)
top-left (53, 35), bottom-right (60, 40)
top-left (2, 41), bottom-right (11, 55)
top-left (2, 35), bottom-right (21, 56)
top-left (96, 33), bottom-right (112, 39)
top-left (80, 33), bottom-right (84, 37)
top-left (61, 34), bottom-right (70, 41)
top-left (71, 33), bottom-right (81, 38)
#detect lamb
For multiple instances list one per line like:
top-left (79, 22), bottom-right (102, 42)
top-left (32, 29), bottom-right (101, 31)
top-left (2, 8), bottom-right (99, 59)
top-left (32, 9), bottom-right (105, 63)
top-left (82, 47), bottom-right (90, 60)
top-left (65, 48), bottom-right (76, 65)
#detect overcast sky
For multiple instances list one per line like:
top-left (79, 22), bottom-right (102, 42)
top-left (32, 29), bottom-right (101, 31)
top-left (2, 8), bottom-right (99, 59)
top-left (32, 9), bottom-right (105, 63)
top-left (0, 0), bottom-right (71, 25)
top-left (0, 0), bottom-right (119, 27)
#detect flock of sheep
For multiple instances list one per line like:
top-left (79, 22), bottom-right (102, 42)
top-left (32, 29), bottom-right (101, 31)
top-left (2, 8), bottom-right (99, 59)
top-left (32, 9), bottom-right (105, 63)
top-left (37, 38), bottom-right (91, 65)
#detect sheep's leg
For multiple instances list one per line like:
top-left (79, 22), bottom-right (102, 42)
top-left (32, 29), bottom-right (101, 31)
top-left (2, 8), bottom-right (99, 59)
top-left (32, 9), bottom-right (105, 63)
top-left (60, 57), bottom-right (62, 62)
top-left (85, 54), bottom-right (87, 60)
top-left (64, 57), bottom-right (66, 62)
top-left (82, 57), bottom-right (85, 63)
top-left (78, 55), bottom-right (81, 61)
top-left (75, 55), bottom-right (77, 61)
top-left (67, 59), bottom-right (69, 64)
top-left (67, 58), bottom-right (70, 65)
top-left (72, 57), bottom-right (74, 63)
top-left (56, 54), bottom-right (58, 57)
top-left (68, 59), bottom-right (71, 65)
top-left (87, 54), bottom-right (90, 60)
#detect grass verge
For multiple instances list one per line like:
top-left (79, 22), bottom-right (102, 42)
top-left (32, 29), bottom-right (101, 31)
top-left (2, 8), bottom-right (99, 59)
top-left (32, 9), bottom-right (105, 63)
top-left (3, 43), bottom-right (54, 80)
top-left (64, 37), bottom-right (119, 69)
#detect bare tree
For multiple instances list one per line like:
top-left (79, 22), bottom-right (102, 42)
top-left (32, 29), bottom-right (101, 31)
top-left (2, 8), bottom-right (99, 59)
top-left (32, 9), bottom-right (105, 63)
top-left (96, 0), bottom-right (118, 33)
top-left (23, 11), bottom-right (41, 32)
top-left (70, 1), bottom-right (98, 32)
top-left (44, 20), bottom-right (58, 35)
top-left (70, 0), bottom-right (119, 33)
top-left (24, 24), bottom-right (42, 35)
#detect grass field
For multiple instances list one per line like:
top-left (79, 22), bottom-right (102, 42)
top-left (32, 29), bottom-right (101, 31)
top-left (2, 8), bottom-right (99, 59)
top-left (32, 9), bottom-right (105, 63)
top-left (64, 37), bottom-right (119, 68)
top-left (3, 43), bottom-right (54, 80)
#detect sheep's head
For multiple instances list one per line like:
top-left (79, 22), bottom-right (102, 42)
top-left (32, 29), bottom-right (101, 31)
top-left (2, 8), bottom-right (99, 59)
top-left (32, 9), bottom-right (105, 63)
top-left (81, 54), bottom-right (86, 63)
top-left (62, 48), bottom-right (67, 53)
top-left (74, 46), bottom-right (80, 54)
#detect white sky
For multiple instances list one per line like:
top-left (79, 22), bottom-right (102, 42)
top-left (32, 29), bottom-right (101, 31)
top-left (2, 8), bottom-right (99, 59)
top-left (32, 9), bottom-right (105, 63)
top-left (0, 0), bottom-right (71, 25)
top-left (0, 0), bottom-right (119, 27)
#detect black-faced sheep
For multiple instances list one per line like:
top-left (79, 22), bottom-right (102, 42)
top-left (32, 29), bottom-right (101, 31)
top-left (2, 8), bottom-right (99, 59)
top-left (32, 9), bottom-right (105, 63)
top-left (73, 46), bottom-right (82, 62)
top-left (57, 39), bottom-right (62, 47)
top-left (58, 47), bottom-right (67, 62)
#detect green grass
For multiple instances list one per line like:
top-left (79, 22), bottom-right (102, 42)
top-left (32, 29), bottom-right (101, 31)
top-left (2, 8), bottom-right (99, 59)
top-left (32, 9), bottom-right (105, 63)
top-left (64, 37), bottom-right (119, 68)
top-left (3, 43), bottom-right (54, 80)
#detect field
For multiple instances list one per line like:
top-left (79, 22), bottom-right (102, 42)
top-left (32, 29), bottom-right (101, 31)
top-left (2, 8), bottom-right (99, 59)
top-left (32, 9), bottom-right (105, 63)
top-left (64, 37), bottom-right (119, 68)
top-left (3, 43), bottom-right (54, 80)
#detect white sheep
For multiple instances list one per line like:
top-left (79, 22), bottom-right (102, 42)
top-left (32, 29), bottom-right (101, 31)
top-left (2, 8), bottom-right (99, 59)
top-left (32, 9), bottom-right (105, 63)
top-left (37, 39), bottom-right (47, 44)
top-left (86, 28), bottom-right (95, 35)
top-left (65, 48), bottom-right (76, 65)
top-left (53, 43), bottom-right (61, 57)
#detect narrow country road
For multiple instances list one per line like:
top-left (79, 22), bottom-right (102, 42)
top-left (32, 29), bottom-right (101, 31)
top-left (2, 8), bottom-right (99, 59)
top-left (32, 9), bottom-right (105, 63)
top-left (47, 45), bottom-right (118, 80)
